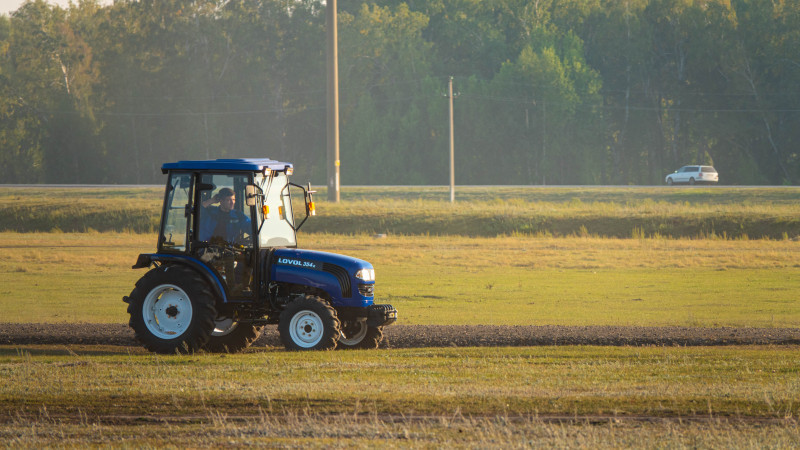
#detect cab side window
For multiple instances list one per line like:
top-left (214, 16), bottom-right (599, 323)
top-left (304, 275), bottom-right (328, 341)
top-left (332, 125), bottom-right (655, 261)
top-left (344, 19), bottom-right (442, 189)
top-left (160, 173), bottom-right (192, 252)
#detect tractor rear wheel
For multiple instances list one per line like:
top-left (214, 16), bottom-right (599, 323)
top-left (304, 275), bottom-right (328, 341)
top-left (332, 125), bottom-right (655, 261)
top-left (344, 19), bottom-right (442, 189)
top-left (126, 265), bottom-right (216, 354)
top-left (337, 319), bottom-right (383, 350)
top-left (279, 295), bottom-right (340, 351)
top-left (203, 317), bottom-right (263, 353)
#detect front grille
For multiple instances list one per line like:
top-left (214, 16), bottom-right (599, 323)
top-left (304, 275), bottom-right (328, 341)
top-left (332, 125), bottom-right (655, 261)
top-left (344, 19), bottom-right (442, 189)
top-left (358, 283), bottom-right (374, 297)
top-left (322, 263), bottom-right (351, 298)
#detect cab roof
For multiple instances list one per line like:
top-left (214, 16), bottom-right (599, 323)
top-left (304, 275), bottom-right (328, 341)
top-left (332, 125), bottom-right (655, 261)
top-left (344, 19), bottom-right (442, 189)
top-left (161, 158), bottom-right (293, 174)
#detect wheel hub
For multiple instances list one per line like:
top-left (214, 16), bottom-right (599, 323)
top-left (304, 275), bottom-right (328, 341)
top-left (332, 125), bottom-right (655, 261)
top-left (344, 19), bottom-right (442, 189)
top-left (165, 305), bottom-right (179, 318)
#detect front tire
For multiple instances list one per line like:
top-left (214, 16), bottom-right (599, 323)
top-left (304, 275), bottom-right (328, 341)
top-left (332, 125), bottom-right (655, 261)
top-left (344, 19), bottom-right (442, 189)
top-left (667, 177), bottom-right (674, 186)
top-left (279, 295), bottom-right (340, 351)
top-left (126, 265), bottom-right (217, 354)
top-left (203, 317), bottom-right (263, 353)
top-left (337, 319), bottom-right (383, 350)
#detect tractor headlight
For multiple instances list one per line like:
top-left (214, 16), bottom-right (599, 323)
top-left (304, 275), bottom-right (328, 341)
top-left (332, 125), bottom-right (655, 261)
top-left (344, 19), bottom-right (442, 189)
top-left (355, 268), bottom-right (375, 281)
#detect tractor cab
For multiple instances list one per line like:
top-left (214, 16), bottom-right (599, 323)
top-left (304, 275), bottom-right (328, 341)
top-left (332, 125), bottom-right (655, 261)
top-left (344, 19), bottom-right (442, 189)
top-left (155, 159), bottom-right (312, 300)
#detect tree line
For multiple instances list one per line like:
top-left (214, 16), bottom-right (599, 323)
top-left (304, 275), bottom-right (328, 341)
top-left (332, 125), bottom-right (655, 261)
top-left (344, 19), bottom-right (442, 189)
top-left (1, 0), bottom-right (797, 186)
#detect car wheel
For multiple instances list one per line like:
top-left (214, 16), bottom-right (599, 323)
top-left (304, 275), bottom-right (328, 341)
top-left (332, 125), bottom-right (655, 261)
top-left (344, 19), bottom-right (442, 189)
top-left (667, 178), bottom-right (674, 186)
top-left (689, 177), bottom-right (695, 185)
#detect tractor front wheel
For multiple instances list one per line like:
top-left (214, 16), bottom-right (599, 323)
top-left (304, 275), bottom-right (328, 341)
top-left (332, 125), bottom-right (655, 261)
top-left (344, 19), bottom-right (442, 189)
top-left (126, 265), bottom-right (217, 354)
top-left (278, 295), bottom-right (340, 351)
top-left (203, 317), bottom-right (263, 353)
top-left (337, 319), bottom-right (383, 350)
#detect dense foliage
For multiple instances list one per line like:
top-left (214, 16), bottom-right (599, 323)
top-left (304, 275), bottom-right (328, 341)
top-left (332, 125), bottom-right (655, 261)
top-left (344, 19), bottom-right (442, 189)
top-left (0, 0), bottom-right (798, 185)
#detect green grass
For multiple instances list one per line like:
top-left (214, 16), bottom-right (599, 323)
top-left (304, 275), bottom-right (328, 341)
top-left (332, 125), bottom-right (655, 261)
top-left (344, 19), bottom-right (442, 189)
top-left (0, 187), bottom-right (161, 233)
top-left (1, 232), bottom-right (799, 327)
top-left (2, 333), bottom-right (799, 447)
top-left (332, 185), bottom-right (800, 205)
top-left (2, 187), bottom-right (799, 446)
top-left (1, 345), bottom-right (798, 418)
top-left (2, 186), bottom-right (799, 238)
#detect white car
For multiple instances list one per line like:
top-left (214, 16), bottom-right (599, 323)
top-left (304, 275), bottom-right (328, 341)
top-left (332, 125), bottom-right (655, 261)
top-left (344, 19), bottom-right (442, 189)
top-left (665, 165), bottom-right (719, 185)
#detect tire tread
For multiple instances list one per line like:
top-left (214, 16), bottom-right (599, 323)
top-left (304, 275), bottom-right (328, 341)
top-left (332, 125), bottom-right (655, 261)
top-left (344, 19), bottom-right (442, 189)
top-left (126, 265), bottom-right (216, 354)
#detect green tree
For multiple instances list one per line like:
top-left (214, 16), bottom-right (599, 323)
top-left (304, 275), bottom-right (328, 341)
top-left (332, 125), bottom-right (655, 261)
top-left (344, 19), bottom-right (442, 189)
top-left (1, 0), bottom-right (104, 183)
top-left (338, 3), bottom-right (437, 184)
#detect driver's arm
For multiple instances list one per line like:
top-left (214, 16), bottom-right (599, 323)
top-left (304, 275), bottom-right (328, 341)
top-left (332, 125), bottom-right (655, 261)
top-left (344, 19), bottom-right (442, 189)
top-left (201, 194), bottom-right (219, 208)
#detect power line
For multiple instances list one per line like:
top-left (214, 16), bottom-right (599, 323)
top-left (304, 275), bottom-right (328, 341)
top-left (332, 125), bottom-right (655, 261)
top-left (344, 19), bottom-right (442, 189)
top-left (35, 76), bottom-right (800, 117)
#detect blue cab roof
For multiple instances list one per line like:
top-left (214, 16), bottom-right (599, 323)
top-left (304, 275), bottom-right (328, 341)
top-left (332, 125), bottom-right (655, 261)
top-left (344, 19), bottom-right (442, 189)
top-left (161, 158), bottom-right (293, 174)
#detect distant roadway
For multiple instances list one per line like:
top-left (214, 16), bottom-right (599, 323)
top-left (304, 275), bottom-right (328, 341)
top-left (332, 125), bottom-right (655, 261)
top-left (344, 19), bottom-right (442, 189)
top-left (1, 184), bottom-right (796, 189)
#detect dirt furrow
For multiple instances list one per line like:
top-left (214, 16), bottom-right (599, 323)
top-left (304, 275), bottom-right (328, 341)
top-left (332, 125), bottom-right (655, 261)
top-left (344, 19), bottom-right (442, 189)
top-left (2, 323), bottom-right (799, 348)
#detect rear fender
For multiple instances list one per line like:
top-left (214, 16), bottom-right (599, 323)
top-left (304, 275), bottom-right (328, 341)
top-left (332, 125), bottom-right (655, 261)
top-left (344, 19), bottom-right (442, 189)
top-left (132, 253), bottom-right (228, 303)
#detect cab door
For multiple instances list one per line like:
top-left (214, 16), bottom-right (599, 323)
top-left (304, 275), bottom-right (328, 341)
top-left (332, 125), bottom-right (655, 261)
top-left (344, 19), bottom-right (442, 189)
top-left (159, 172), bottom-right (193, 253)
top-left (194, 173), bottom-right (256, 298)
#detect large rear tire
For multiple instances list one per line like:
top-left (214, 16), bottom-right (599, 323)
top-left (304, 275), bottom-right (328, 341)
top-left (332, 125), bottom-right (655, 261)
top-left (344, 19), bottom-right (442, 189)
top-left (203, 317), bottom-right (263, 353)
top-left (126, 265), bottom-right (217, 354)
top-left (336, 318), bottom-right (383, 350)
top-left (278, 295), bottom-right (339, 351)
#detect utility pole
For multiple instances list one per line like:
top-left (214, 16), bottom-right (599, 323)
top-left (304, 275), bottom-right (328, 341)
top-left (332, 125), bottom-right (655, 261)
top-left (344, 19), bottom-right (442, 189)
top-left (326, 0), bottom-right (340, 202)
top-left (447, 76), bottom-right (455, 203)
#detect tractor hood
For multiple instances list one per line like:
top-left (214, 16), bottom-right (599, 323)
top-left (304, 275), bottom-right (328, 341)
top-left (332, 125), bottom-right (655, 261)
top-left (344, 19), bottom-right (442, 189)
top-left (270, 248), bottom-right (374, 307)
top-left (273, 248), bottom-right (372, 272)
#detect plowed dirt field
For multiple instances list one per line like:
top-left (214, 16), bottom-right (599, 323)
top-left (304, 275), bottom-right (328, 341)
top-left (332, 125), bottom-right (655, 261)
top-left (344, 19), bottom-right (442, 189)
top-left (2, 323), bottom-right (799, 348)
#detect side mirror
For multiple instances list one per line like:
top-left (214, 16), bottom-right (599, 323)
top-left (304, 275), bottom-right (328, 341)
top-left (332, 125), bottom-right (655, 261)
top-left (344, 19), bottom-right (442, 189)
top-left (245, 184), bottom-right (258, 206)
top-left (288, 182), bottom-right (316, 231)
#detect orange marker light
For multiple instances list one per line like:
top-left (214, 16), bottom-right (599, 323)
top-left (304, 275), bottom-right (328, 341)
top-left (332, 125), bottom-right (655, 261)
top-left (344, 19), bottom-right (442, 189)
top-left (262, 205), bottom-right (270, 219)
top-left (308, 201), bottom-right (316, 216)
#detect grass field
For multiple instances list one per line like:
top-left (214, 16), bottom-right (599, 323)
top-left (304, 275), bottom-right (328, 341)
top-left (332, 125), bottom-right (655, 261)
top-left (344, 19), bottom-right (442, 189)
top-left (2, 186), bottom-right (799, 238)
top-left (1, 232), bottom-right (799, 326)
top-left (2, 186), bottom-right (799, 446)
top-left (1, 345), bottom-right (799, 447)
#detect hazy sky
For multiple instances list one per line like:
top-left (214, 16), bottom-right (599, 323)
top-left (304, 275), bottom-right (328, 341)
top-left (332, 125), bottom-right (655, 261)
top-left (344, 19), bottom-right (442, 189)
top-left (0, 0), bottom-right (112, 15)
top-left (1, 0), bottom-right (64, 15)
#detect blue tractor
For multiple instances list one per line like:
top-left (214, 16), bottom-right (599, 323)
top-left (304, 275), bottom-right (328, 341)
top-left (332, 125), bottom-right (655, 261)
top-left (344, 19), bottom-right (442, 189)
top-left (123, 158), bottom-right (397, 354)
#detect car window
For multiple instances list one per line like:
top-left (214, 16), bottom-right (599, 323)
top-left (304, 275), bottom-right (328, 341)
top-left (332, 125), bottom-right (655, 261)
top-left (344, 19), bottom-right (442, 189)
top-left (701, 166), bottom-right (716, 173)
top-left (688, 166), bottom-right (699, 172)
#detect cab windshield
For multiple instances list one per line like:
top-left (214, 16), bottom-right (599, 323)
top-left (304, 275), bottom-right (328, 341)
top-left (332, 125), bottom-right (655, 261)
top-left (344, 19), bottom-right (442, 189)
top-left (255, 172), bottom-right (297, 247)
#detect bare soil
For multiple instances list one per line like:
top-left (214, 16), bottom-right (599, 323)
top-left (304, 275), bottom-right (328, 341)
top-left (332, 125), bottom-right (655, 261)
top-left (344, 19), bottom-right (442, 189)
top-left (2, 323), bottom-right (799, 348)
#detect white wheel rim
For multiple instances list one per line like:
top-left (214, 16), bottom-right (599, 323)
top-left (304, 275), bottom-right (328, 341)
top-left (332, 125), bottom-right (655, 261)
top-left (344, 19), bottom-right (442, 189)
top-left (142, 284), bottom-right (193, 340)
top-left (289, 310), bottom-right (324, 348)
top-left (212, 317), bottom-right (238, 337)
top-left (339, 319), bottom-right (368, 346)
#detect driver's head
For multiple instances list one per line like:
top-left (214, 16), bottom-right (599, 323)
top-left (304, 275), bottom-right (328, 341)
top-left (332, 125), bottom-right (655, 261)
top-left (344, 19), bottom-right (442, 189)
top-left (217, 187), bottom-right (235, 212)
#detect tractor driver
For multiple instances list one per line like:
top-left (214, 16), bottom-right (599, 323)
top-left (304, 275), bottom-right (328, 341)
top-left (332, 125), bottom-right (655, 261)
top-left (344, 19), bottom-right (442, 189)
top-left (198, 187), bottom-right (253, 295)
top-left (198, 187), bottom-right (251, 244)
